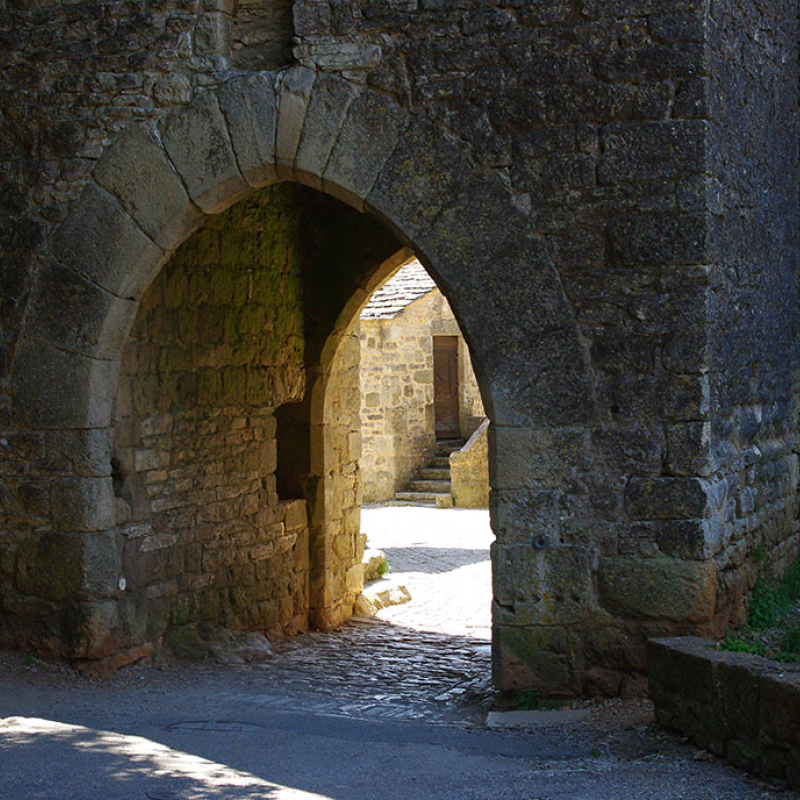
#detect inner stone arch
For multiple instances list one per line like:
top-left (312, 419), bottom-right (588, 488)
top-left (111, 184), bottom-right (407, 648)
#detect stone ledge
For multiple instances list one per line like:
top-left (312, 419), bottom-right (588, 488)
top-left (648, 636), bottom-right (800, 790)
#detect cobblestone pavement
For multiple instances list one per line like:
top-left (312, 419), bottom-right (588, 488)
top-left (257, 506), bottom-right (495, 726)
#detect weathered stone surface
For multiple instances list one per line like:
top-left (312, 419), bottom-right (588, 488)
top-left (493, 543), bottom-right (594, 626)
top-left (93, 124), bottom-right (204, 249)
top-left (216, 72), bottom-right (279, 188)
top-left (16, 531), bottom-right (83, 602)
top-left (159, 92), bottom-right (250, 213)
top-left (12, 339), bottom-right (119, 429)
top-left (599, 557), bottom-right (717, 621)
top-left (493, 625), bottom-right (571, 693)
top-left (50, 478), bottom-right (115, 532)
top-left (599, 121), bottom-right (707, 183)
top-left (25, 261), bottom-right (138, 360)
top-left (295, 73), bottom-right (358, 190)
top-left (366, 121), bottom-right (467, 245)
top-left (625, 477), bottom-right (711, 520)
top-left (274, 66), bottom-right (316, 178)
top-left (50, 185), bottom-right (169, 298)
top-left (324, 89), bottom-right (409, 211)
top-left (649, 637), bottom-right (800, 791)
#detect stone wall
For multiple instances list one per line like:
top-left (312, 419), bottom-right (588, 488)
top-left (450, 420), bottom-right (490, 509)
top-left (701, 0), bottom-right (800, 631)
top-left (114, 185), bottom-right (310, 647)
top-left (0, 0), bottom-right (797, 693)
top-left (649, 637), bottom-right (800, 790)
top-left (359, 285), bottom-right (484, 503)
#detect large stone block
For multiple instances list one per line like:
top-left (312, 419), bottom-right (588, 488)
top-left (598, 556), bottom-right (717, 621)
top-left (25, 261), bottom-right (138, 360)
top-left (324, 88), bottom-right (409, 211)
top-left (274, 66), bottom-right (316, 179)
top-left (610, 211), bottom-right (707, 267)
top-left (492, 542), bottom-right (594, 624)
top-left (80, 530), bottom-right (121, 598)
top-left (159, 92), bottom-right (250, 214)
top-left (12, 339), bottom-right (118, 429)
top-left (491, 488), bottom-right (562, 545)
top-left (447, 235), bottom-right (593, 427)
top-left (50, 185), bottom-right (169, 298)
top-left (625, 476), bottom-right (711, 520)
top-left (493, 625), bottom-right (572, 692)
top-left (64, 599), bottom-right (118, 659)
top-left (366, 120), bottom-right (467, 246)
top-left (598, 121), bottom-right (707, 183)
top-left (16, 531), bottom-right (83, 602)
top-left (591, 425), bottom-right (662, 477)
top-left (295, 73), bottom-right (358, 190)
top-left (647, 517), bottom-right (723, 559)
top-left (93, 124), bottom-right (204, 249)
top-left (665, 421), bottom-right (715, 476)
top-left (216, 72), bottom-right (279, 188)
top-left (50, 477), bottom-right (115, 532)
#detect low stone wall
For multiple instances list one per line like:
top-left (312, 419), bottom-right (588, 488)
top-left (648, 637), bottom-right (800, 790)
top-left (450, 420), bottom-right (489, 508)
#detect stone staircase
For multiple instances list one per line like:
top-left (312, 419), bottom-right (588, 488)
top-left (393, 439), bottom-right (464, 507)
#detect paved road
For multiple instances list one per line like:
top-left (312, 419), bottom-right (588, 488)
top-left (0, 507), bottom-right (794, 799)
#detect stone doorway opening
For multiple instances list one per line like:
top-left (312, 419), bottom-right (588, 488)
top-left (108, 184), bottom-right (496, 692)
top-left (109, 183), bottom-right (414, 656)
top-left (358, 259), bottom-right (489, 510)
top-left (354, 260), bottom-right (493, 677)
top-left (7, 72), bottom-right (606, 693)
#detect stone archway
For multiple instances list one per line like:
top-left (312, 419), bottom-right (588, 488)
top-left (9, 68), bottom-right (596, 686)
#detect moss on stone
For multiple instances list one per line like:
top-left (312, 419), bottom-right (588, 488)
top-left (164, 625), bottom-right (213, 661)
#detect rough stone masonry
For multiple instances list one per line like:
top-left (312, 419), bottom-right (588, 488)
top-left (0, 0), bottom-right (797, 694)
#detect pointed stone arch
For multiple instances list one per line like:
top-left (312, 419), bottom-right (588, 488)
top-left (10, 68), bottom-right (596, 682)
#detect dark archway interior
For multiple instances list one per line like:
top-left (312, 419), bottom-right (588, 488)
top-left (111, 184), bottom-right (401, 649)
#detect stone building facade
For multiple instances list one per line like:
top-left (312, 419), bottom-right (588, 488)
top-left (0, 0), bottom-right (798, 695)
top-left (359, 259), bottom-right (485, 503)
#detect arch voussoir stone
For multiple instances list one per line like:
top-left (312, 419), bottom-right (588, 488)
top-left (294, 72), bottom-right (358, 191)
top-left (50, 184), bottom-right (169, 299)
top-left (24, 260), bottom-right (138, 362)
top-left (12, 338), bottom-right (119, 429)
top-left (365, 120), bottom-right (468, 249)
top-left (216, 71), bottom-right (279, 189)
top-left (93, 124), bottom-right (204, 250)
top-left (322, 88), bottom-right (410, 212)
top-left (274, 66), bottom-right (316, 180)
top-left (159, 91), bottom-right (250, 214)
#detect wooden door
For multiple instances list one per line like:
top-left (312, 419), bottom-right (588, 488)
top-left (433, 336), bottom-right (460, 439)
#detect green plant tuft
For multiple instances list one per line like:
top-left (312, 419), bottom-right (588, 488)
top-left (719, 633), bottom-right (769, 657)
top-left (376, 561), bottom-right (391, 578)
top-left (749, 543), bottom-right (766, 563)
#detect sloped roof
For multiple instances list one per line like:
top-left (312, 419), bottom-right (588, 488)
top-left (360, 259), bottom-right (437, 320)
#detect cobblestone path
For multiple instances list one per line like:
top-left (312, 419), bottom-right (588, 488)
top-left (239, 506), bottom-right (495, 726)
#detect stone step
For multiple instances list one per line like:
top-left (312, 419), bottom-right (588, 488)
top-left (408, 479), bottom-right (452, 493)
top-left (394, 491), bottom-right (454, 508)
top-left (436, 439), bottom-right (464, 455)
top-left (429, 456), bottom-right (452, 469)
top-left (419, 467), bottom-right (450, 480)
